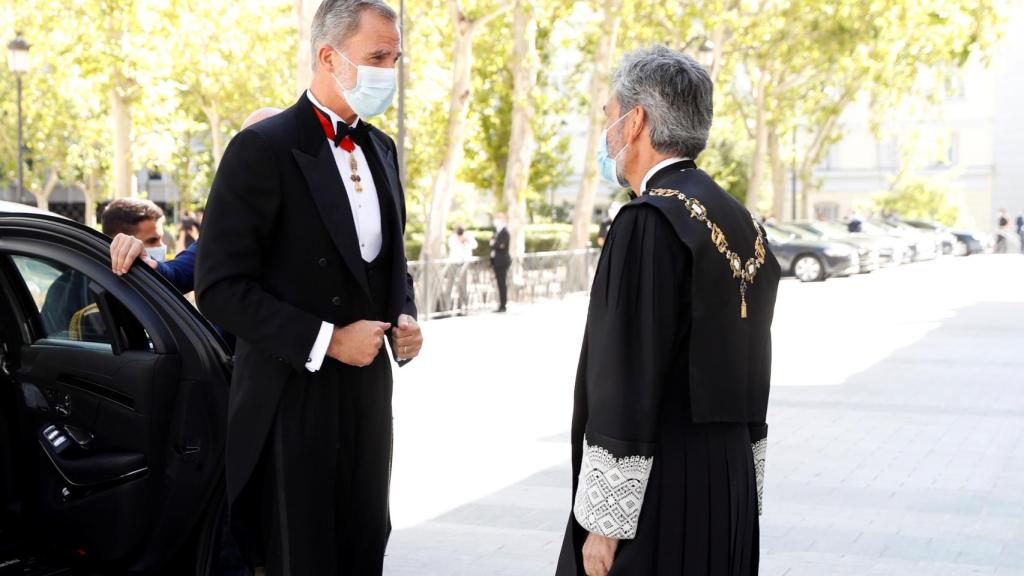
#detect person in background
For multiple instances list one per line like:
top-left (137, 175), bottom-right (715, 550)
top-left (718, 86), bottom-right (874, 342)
top-left (597, 201), bottom-right (622, 248)
top-left (179, 211), bottom-right (201, 250)
top-left (1016, 211), bottom-right (1024, 254)
top-left (447, 225), bottom-right (478, 314)
top-left (447, 225), bottom-right (478, 261)
top-left (490, 212), bottom-right (511, 313)
top-left (103, 199), bottom-right (198, 295)
top-left (848, 211), bottom-right (863, 233)
top-left (996, 209), bottom-right (1009, 253)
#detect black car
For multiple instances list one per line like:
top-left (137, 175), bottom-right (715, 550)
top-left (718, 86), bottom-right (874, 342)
top-left (948, 231), bottom-right (985, 256)
top-left (0, 202), bottom-right (231, 574)
top-left (763, 226), bottom-right (860, 282)
top-left (767, 223), bottom-right (879, 273)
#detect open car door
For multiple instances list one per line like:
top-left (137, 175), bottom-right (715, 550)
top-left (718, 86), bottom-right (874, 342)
top-left (0, 210), bottom-right (231, 574)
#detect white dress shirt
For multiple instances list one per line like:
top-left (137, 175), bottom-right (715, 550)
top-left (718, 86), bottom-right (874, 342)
top-left (305, 89), bottom-right (385, 372)
top-left (640, 156), bottom-right (692, 192)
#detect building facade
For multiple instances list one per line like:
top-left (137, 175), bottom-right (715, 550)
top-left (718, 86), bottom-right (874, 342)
top-left (811, 3), bottom-right (1024, 233)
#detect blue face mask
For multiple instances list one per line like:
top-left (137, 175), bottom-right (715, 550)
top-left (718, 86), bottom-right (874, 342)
top-left (333, 48), bottom-right (397, 118)
top-left (597, 110), bottom-right (634, 188)
top-left (145, 245), bottom-right (167, 263)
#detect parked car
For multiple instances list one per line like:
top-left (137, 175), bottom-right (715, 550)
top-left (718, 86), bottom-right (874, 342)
top-left (0, 201), bottom-right (230, 575)
top-left (865, 220), bottom-right (939, 261)
top-left (949, 231), bottom-right (986, 256)
top-left (764, 226), bottom-right (860, 282)
top-left (791, 220), bottom-right (907, 267)
top-left (901, 220), bottom-right (958, 255)
top-left (767, 222), bottom-right (879, 274)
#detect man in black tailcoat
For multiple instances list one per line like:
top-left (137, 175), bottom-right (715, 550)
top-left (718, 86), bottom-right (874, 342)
top-left (195, 1), bottom-right (422, 573)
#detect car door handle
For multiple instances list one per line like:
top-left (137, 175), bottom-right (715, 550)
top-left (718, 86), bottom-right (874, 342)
top-left (64, 424), bottom-right (94, 448)
top-left (175, 441), bottom-right (202, 463)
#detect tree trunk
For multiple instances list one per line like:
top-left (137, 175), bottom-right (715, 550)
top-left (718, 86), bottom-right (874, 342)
top-left (31, 171), bottom-right (60, 212)
top-left (111, 88), bottom-right (133, 199)
top-left (296, 0), bottom-right (315, 96)
top-left (768, 127), bottom-right (786, 221)
top-left (423, 1), bottom-right (512, 261)
top-left (798, 166), bottom-right (815, 220)
top-left (745, 81), bottom-right (768, 214)
top-left (569, 0), bottom-right (622, 250)
top-left (501, 0), bottom-right (538, 258)
top-left (796, 89), bottom-right (856, 219)
top-left (708, 27), bottom-right (727, 82)
top-left (82, 174), bottom-right (98, 227)
top-left (205, 106), bottom-right (226, 170)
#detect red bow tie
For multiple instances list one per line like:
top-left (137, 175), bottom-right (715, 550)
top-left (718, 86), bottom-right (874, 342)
top-left (312, 106), bottom-right (368, 152)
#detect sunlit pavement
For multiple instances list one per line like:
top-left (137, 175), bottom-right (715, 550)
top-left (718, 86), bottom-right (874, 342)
top-left (384, 254), bottom-right (1024, 575)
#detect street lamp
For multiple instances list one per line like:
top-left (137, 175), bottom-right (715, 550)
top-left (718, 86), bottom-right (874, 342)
top-left (7, 33), bottom-right (30, 205)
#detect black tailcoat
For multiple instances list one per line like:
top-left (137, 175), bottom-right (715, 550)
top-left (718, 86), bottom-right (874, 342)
top-left (196, 94), bottom-right (415, 571)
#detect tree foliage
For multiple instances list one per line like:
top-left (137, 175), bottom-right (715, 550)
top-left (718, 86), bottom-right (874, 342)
top-left (1, 0), bottom-right (1008, 240)
top-left (875, 177), bottom-right (959, 226)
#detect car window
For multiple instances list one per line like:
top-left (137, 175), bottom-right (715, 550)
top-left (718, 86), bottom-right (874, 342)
top-left (814, 222), bottom-right (850, 236)
top-left (860, 222), bottom-right (890, 235)
top-left (10, 255), bottom-right (114, 345)
top-left (765, 230), bottom-right (788, 245)
top-left (8, 255), bottom-right (152, 351)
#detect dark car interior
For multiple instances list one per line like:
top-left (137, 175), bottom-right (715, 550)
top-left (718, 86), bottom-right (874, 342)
top-left (0, 223), bottom-right (230, 576)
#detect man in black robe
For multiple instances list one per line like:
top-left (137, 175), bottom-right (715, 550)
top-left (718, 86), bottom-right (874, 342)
top-left (556, 46), bottom-right (781, 576)
top-left (195, 1), bottom-right (422, 573)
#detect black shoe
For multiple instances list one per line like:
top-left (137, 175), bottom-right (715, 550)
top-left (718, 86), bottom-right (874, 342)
top-left (496, 306), bottom-right (507, 313)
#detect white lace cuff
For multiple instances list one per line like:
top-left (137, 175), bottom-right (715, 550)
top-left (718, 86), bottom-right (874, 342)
top-left (573, 435), bottom-right (654, 540)
top-left (753, 437), bottom-right (767, 516)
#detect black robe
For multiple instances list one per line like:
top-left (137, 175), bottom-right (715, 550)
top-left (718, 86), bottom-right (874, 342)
top-left (557, 161), bottom-right (780, 576)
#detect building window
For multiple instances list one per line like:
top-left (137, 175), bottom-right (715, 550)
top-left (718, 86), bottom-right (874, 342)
top-left (877, 138), bottom-right (899, 170)
top-left (944, 74), bottom-right (966, 101)
top-left (814, 202), bottom-right (839, 221)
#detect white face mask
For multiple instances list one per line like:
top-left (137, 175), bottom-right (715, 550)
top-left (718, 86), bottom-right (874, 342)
top-left (145, 245), bottom-right (167, 263)
top-left (332, 48), bottom-right (397, 118)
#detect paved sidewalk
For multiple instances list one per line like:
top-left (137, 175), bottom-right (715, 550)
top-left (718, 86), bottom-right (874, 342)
top-left (385, 255), bottom-right (1024, 575)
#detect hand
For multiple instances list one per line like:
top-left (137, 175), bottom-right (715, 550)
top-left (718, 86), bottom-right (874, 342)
top-left (110, 233), bottom-right (157, 275)
top-left (392, 314), bottom-right (423, 361)
top-left (582, 533), bottom-right (619, 576)
top-left (327, 320), bottom-right (391, 367)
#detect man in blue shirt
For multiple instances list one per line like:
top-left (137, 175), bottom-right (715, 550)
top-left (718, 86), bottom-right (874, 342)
top-left (105, 198), bottom-right (196, 294)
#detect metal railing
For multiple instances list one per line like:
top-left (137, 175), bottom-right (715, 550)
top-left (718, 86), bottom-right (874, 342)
top-left (409, 248), bottom-right (601, 319)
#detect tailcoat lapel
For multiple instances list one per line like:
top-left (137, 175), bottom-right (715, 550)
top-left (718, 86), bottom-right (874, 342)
top-left (290, 95), bottom-right (371, 297)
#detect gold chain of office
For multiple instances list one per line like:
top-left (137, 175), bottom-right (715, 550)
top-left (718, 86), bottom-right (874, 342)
top-left (648, 188), bottom-right (767, 319)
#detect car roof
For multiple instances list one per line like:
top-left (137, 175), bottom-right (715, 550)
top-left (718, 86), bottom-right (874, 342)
top-left (0, 200), bottom-right (66, 219)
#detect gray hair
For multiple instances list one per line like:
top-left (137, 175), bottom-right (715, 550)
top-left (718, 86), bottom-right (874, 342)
top-left (612, 45), bottom-right (714, 159)
top-left (310, 0), bottom-right (398, 71)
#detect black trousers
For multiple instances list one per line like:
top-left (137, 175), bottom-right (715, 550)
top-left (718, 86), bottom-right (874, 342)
top-left (493, 262), bottom-right (510, 309)
top-left (253, 354), bottom-right (394, 575)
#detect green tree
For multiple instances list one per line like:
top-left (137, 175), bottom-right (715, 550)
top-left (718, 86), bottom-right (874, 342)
top-left (421, 0), bottom-right (512, 261)
top-left (875, 177), bottom-right (959, 226)
top-left (164, 0), bottom-right (297, 171)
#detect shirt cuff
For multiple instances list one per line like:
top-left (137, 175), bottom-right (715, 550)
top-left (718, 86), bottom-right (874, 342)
top-left (305, 321), bottom-right (334, 372)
